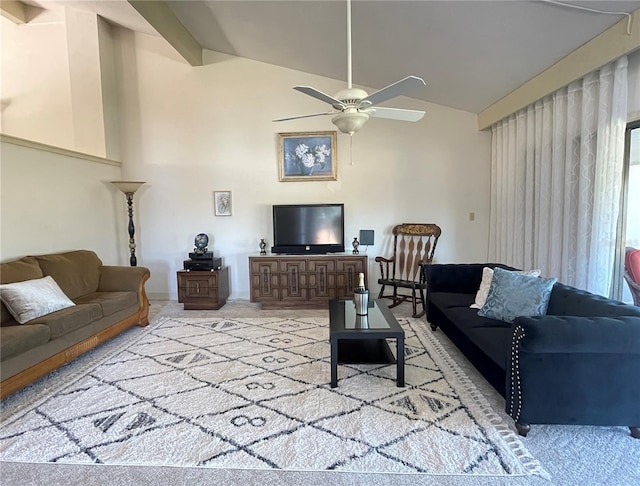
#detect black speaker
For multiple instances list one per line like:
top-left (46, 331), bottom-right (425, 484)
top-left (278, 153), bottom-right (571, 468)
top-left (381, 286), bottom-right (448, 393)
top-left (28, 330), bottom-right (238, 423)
top-left (359, 230), bottom-right (374, 246)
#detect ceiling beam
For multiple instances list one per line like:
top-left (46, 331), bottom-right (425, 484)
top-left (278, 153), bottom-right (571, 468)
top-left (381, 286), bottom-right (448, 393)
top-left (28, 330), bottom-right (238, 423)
top-left (127, 0), bottom-right (202, 66)
top-left (478, 9), bottom-right (640, 130)
top-left (0, 0), bottom-right (27, 24)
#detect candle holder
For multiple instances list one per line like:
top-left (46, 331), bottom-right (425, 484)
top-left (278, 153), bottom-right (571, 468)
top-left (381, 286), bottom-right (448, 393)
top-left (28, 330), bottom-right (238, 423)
top-left (111, 181), bottom-right (145, 266)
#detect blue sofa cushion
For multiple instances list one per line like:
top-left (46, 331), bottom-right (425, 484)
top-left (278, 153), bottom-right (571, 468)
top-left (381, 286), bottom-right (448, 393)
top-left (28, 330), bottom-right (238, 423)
top-left (443, 306), bottom-right (513, 369)
top-left (467, 326), bottom-right (513, 369)
top-left (546, 282), bottom-right (640, 317)
top-left (479, 268), bottom-right (556, 323)
top-left (428, 292), bottom-right (475, 310)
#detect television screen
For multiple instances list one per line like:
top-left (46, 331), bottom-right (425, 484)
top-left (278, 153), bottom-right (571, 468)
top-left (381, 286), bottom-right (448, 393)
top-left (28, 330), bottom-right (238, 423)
top-left (272, 204), bottom-right (344, 254)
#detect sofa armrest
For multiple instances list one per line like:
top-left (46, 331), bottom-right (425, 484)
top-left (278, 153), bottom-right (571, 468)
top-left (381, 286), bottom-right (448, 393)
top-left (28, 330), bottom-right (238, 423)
top-left (506, 315), bottom-right (640, 427)
top-left (424, 263), bottom-right (516, 294)
top-left (98, 266), bottom-right (150, 293)
top-left (514, 315), bottom-right (640, 354)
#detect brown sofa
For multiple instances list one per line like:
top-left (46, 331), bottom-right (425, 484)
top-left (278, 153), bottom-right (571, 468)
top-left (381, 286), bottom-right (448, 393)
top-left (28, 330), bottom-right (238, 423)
top-left (0, 250), bottom-right (150, 399)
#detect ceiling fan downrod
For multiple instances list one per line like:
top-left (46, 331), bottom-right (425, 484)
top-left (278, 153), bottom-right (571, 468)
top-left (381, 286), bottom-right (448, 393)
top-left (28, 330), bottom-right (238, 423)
top-left (347, 0), bottom-right (352, 90)
top-left (333, 0), bottom-right (370, 136)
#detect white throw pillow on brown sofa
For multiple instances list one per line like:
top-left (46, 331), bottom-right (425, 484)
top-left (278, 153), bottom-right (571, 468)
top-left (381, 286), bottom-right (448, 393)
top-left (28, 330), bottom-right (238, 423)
top-left (0, 276), bottom-right (75, 324)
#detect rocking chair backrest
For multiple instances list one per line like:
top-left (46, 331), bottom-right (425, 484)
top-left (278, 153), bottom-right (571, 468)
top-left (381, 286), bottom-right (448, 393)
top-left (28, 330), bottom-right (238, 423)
top-left (391, 223), bottom-right (441, 282)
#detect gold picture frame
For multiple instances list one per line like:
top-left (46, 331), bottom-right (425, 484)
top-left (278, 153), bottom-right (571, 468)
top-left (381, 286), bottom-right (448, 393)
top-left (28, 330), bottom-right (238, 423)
top-left (278, 131), bottom-right (338, 182)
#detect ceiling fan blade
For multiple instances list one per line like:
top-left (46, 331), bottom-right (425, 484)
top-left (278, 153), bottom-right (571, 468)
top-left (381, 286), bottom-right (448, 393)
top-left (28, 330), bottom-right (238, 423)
top-left (293, 86), bottom-right (345, 108)
top-left (273, 112), bottom-right (336, 122)
top-left (359, 76), bottom-right (426, 108)
top-left (370, 106), bottom-right (425, 122)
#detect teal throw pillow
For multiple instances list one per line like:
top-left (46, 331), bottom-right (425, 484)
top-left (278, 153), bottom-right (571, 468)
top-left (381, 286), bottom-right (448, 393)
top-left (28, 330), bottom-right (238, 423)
top-left (478, 267), bottom-right (557, 323)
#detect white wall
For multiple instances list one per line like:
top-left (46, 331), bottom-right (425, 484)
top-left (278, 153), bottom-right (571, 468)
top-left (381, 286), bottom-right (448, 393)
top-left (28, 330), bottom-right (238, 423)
top-left (114, 32), bottom-right (491, 299)
top-left (0, 11), bottom-right (120, 159)
top-left (0, 16), bottom-right (74, 150)
top-left (0, 139), bottom-right (125, 264)
top-left (0, 12), bottom-right (130, 265)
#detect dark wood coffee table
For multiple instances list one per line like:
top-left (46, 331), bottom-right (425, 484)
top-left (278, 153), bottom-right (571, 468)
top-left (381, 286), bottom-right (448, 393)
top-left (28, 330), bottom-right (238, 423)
top-left (329, 299), bottom-right (405, 388)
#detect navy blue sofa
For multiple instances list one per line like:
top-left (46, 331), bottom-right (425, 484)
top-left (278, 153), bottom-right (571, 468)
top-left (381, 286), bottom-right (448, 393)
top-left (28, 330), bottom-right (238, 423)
top-left (424, 263), bottom-right (640, 438)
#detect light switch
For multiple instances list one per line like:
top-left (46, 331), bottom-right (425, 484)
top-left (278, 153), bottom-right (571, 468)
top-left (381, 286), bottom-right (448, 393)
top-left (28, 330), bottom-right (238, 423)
top-left (469, 212), bottom-right (475, 221)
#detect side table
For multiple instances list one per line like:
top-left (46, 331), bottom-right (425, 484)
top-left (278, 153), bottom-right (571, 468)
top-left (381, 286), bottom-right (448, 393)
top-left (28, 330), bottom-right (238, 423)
top-left (177, 267), bottom-right (229, 310)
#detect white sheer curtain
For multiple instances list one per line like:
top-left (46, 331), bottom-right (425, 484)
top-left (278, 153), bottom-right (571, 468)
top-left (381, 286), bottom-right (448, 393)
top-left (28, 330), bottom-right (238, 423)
top-left (488, 56), bottom-right (628, 297)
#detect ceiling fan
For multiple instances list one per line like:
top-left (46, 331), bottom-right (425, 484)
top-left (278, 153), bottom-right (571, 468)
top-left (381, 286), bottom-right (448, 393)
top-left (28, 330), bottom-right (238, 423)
top-left (274, 0), bottom-right (426, 136)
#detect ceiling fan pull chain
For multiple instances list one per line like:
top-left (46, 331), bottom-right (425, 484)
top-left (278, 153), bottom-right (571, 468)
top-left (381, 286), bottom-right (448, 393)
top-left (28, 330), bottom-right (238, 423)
top-left (350, 135), bottom-right (354, 165)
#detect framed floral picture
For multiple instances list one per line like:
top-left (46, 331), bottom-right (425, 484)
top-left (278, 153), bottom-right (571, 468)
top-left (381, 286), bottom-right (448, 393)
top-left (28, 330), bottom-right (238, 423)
top-left (278, 131), bottom-right (337, 182)
top-left (214, 191), bottom-right (232, 216)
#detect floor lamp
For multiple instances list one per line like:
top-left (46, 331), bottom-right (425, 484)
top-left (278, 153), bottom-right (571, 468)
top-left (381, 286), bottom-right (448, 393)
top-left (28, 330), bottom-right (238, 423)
top-left (111, 181), bottom-right (145, 267)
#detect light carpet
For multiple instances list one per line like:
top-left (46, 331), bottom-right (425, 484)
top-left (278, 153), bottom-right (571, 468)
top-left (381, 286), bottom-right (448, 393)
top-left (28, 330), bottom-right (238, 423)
top-left (0, 316), bottom-right (548, 479)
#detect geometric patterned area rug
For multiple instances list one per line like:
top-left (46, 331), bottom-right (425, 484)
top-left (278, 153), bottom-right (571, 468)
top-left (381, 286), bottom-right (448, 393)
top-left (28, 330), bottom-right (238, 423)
top-left (0, 316), bottom-right (549, 479)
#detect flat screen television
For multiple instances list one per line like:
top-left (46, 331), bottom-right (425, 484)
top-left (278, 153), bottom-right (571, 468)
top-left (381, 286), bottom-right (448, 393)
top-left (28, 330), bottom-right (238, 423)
top-left (271, 203), bottom-right (345, 254)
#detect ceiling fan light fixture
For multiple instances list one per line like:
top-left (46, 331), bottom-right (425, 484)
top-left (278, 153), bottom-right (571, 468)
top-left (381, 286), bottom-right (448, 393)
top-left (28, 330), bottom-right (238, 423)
top-left (274, 0), bottom-right (426, 133)
top-left (332, 111), bottom-right (370, 135)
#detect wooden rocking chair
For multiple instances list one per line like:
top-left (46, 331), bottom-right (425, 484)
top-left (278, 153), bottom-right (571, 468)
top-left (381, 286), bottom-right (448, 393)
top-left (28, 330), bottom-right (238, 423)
top-left (375, 223), bottom-right (441, 318)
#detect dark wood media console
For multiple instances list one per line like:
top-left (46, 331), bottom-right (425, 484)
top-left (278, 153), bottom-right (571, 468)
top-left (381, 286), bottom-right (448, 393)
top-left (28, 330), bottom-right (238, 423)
top-left (249, 254), bottom-right (368, 309)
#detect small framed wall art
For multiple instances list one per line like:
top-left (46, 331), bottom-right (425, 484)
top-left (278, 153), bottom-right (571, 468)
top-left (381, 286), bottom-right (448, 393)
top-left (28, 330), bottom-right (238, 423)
top-left (214, 191), bottom-right (232, 216)
top-left (278, 131), bottom-right (337, 182)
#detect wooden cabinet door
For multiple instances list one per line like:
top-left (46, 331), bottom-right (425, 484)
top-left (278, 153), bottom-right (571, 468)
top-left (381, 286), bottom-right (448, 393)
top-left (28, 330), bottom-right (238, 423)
top-left (308, 258), bottom-right (336, 301)
top-left (279, 259), bottom-right (307, 301)
top-left (336, 257), bottom-right (367, 299)
top-left (177, 272), bottom-right (218, 303)
top-left (250, 259), bottom-right (280, 302)
top-left (178, 274), bottom-right (217, 299)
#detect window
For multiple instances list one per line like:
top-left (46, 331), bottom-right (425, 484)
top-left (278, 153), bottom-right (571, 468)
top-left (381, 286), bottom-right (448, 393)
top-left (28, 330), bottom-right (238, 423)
top-left (614, 121), bottom-right (640, 302)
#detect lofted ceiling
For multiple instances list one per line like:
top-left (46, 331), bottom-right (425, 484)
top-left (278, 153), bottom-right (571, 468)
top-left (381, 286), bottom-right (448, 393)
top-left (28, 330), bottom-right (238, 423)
top-left (18, 0), bottom-right (640, 114)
